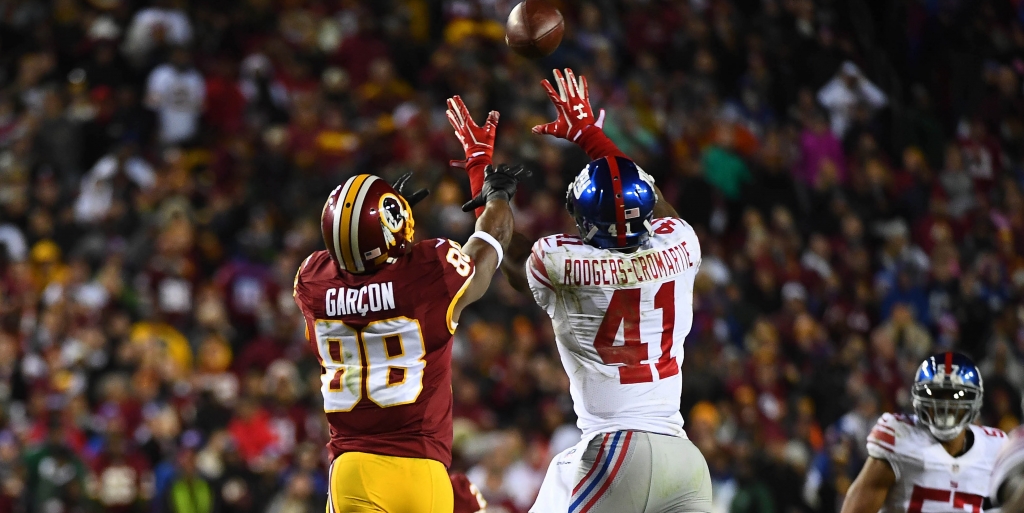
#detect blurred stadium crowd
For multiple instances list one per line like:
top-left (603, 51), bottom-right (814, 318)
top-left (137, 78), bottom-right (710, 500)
top-left (1, 0), bottom-right (1024, 512)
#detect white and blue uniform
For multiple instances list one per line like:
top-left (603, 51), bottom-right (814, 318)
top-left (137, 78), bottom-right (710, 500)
top-left (867, 413), bottom-right (1006, 513)
top-left (526, 217), bottom-right (711, 513)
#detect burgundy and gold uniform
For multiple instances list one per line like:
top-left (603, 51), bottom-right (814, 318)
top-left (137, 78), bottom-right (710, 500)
top-left (294, 173), bottom-right (482, 512)
top-left (293, 239), bottom-right (474, 466)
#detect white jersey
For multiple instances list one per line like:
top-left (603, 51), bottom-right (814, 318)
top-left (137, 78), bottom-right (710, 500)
top-left (526, 217), bottom-right (700, 438)
top-left (867, 413), bottom-right (1007, 513)
top-left (990, 426), bottom-right (1024, 507)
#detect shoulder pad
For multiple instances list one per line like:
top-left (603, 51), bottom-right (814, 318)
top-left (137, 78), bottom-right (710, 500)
top-left (867, 413), bottom-right (927, 460)
top-left (293, 254), bottom-right (313, 297)
top-left (295, 251), bottom-right (333, 283)
top-left (973, 425), bottom-right (1009, 455)
top-left (976, 425), bottom-right (1009, 440)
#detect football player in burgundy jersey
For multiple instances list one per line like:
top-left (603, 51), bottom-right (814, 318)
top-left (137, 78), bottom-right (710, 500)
top-left (451, 472), bottom-right (487, 513)
top-left (294, 96), bottom-right (529, 513)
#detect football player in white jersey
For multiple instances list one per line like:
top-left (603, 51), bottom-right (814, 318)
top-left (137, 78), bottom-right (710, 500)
top-left (842, 352), bottom-right (1006, 513)
top-left (498, 68), bottom-right (712, 513)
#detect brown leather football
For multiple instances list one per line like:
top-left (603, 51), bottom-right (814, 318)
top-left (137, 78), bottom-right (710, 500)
top-left (505, 0), bottom-right (564, 58)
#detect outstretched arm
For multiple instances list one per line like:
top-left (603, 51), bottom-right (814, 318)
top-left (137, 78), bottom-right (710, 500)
top-left (450, 165), bottom-right (532, 324)
top-left (532, 68), bottom-right (626, 162)
top-left (446, 95), bottom-right (498, 218)
top-left (454, 200), bottom-right (513, 310)
top-left (500, 231), bottom-right (534, 295)
top-left (533, 68), bottom-right (680, 222)
top-left (445, 95), bottom-right (540, 300)
top-left (652, 184), bottom-right (679, 219)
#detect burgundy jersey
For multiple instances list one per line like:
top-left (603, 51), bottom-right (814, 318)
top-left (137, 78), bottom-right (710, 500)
top-left (293, 238), bottom-right (476, 467)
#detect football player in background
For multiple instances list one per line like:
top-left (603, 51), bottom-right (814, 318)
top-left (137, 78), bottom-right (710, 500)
top-left (451, 472), bottom-right (488, 513)
top-left (989, 401), bottom-right (1024, 513)
top-left (293, 97), bottom-right (529, 512)
top-left (842, 352), bottom-right (1006, 513)
top-left (486, 68), bottom-right (712, 513)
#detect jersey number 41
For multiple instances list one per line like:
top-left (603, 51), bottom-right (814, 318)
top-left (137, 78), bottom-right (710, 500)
top-left (595, 281), bottom-right (679, 384)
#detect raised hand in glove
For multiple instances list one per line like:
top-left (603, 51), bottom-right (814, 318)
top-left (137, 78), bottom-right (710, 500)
top-left (532, 68), bottom-right (606, 141)
top-left (446, 95), bottom-right (499, 168)
top-left (461, 164), bottom-right (532, 212)
top-left (391, 172), bottom-right (429, 207)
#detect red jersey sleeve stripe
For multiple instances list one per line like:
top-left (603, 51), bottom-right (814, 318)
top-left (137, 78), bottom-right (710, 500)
top-left (869, 428), bottom-right (896, 446)
top-left (529, 252), bottom-right (552, 283)
top-left (531, 246), bottom-right (545, 262)
top-left (530, 268), bottom-right (554, 290)
top-left (867, 440), bottom-right (895, 453)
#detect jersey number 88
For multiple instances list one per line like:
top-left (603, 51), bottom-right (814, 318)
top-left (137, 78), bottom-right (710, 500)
top-left (313, 317), bottom-right (426, 411)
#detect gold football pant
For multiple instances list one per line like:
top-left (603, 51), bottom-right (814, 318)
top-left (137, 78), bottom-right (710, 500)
top-left (327, 452), bottom-right (454, 513)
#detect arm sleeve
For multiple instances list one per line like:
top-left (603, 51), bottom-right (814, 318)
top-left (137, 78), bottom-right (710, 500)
top-left (525, 240), bottom-right (556, 316)
top-left (575, 125), bottom-right (627, 161)
top-left (467, 158), bottom-right (488, 217)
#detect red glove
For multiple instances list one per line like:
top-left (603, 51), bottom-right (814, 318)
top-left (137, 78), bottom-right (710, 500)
top-left (450, 473), bottom-right (487, 513)
top-left (447, 95), bottom-right (499, 217)
top-left (533, 68), bottom-right (625, 161)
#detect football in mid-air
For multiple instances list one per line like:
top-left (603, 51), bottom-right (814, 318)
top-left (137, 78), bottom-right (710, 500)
top-left (505, 0), bottom-right (564, 58)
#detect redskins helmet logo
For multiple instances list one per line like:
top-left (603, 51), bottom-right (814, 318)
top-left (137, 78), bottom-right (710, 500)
top-left (378, 193), bottom-right (407, 248)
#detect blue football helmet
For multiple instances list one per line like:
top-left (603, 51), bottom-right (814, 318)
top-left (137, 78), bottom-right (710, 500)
top-left (911, 352), bottom-right (984, 441)
top-left (566, 156), bottom-right (657, 249)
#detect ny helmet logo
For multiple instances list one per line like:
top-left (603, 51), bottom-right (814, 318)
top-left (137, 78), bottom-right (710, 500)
top-left (931, 361), bottom-right (964, 385)
top-left (572, 171), bottom-right (592, 199)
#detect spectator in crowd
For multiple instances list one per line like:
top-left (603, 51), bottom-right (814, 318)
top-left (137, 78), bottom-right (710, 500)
top-left (145, 47), bottom-right (205, 146)
top-left (164, 440), bottom-right (214, 513)
top-left (817, 62), bottom-right (888, 140)
top-left (122, 0), bottom-right (193, 69)
top-left (74, 141), bottom-right (156, 225)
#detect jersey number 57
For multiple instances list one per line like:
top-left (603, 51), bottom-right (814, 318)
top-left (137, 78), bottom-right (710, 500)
top-left (909, 485), bottom-right (983, 513)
